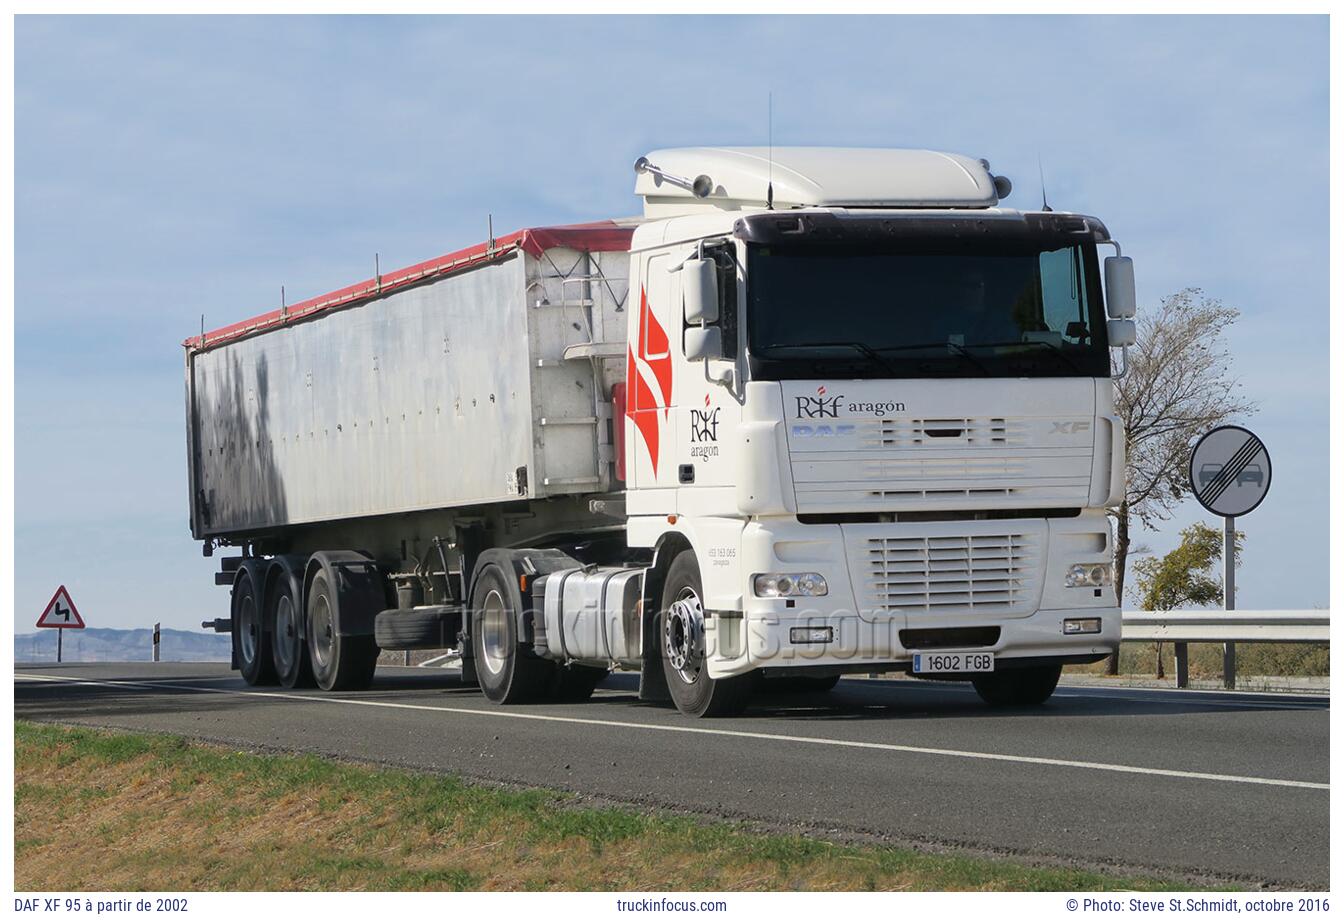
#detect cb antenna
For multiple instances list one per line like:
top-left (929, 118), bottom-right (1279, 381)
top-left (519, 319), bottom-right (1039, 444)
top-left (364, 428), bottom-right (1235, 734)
top-left (766, 91), bottom-right (774, 210)
top-left (1038, 156), bottom-right (1053, 212)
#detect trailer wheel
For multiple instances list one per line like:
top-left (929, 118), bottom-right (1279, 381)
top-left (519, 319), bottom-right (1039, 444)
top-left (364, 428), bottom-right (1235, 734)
top-left (470, 563), bottom-right (554, 704)
top-left (972, 664), bottom-right (1062, 707)
top-left (550, 664), bottom-right (608, 703)
top-left (266, 571), bottom-right (314, 689)
top-left (306, 568), bottom-right (378, 691)
top-left (232, 567), bottom-right (276, 686)
top-left (659, 550), bottom-right (753, 718)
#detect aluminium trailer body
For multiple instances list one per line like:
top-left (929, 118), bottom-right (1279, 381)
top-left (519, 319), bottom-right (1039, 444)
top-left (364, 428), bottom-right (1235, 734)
top-left (185, 221), bottom-right (635, 555)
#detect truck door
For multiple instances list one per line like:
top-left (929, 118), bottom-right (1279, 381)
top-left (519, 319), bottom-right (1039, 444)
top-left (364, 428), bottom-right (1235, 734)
top-left (625, 252), bottom-right (679, 503)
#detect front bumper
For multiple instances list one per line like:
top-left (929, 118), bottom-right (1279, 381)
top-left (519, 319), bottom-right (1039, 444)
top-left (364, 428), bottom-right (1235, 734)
top-left (703, 513), bottom-right (1119, 680)
top-left (707, 605), bottom-right (1119, 679)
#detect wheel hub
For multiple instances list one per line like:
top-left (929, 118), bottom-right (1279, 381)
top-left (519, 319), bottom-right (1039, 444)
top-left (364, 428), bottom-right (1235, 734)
top-left (274, 595), bottom-right (296, 671)
top-left (480, 589), bottom-right (510, 676)
top-left (238, 594), bottom-right (258, 662)
top-left (311, 593), bottom-right (334, 669)
top-left (664, 591), bottom-right (704, 685)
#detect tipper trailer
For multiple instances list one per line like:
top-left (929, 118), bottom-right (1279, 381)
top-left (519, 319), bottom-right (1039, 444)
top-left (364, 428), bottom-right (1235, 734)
top-left (188, 147), bottom-right (1137, 716)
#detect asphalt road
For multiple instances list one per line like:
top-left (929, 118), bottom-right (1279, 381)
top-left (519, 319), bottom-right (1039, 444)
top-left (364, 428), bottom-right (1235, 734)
top-left (15, 662), bottom-right (1330, 889)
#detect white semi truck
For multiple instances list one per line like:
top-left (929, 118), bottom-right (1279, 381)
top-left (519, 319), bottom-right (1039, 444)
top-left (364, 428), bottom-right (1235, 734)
top-left (188, 147), bottom-right (1135, 717)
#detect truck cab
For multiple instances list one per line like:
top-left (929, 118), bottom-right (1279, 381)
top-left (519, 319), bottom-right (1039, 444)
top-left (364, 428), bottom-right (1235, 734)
top-left (619, 147), bottom-right (1136, 714)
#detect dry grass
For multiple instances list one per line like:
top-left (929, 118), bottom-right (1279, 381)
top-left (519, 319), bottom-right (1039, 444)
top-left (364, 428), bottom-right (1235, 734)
top-left (1068, 642), bottom-right (1329, 680)
top-left (15, 720), bottom-right (1193, 892)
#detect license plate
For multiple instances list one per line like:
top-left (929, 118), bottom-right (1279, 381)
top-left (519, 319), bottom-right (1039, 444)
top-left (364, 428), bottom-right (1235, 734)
top-left (911, 651), bottom-right (995, 674)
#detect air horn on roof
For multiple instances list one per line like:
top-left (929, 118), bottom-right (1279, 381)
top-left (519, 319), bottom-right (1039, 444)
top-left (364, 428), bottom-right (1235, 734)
top-left (634, 156), bottom-right (714, 199)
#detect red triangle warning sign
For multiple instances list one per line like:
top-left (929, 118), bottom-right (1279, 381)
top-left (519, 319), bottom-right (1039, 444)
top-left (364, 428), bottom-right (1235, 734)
top-left (37, 585), bottom-right (85, 629)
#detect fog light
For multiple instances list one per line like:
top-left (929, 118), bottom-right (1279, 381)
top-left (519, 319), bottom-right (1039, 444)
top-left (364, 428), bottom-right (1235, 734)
top-left (754, 572), bottom-right (828, 597)
top-left (1065, 562), bottom-right (1112, 587)
top-left (1063, 618), bottom-right (1103, 635)
top-left (789, 626), bottom-right (833, 644)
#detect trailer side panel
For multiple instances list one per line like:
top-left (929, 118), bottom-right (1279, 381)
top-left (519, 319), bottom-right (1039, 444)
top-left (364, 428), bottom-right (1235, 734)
top-left (190, 255), bottom-right (537, 536)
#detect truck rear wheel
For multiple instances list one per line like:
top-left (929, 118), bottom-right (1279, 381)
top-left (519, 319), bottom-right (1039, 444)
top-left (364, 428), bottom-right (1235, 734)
top-left (232, 567), bottom-right (276, 686)
top-left (267, 571), bottom-right (314, 689)
top-left (972, 663), bottom-right (1062, 707)
top-left (306, 569), bottom-right (379, 691)
top-left (470, 563), bottom-right (554, 704)
top-left (659, 550), bottom-right (753, 718)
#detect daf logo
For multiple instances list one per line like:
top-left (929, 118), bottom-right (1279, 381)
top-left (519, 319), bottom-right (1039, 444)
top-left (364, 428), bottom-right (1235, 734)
top-left (1050, 421), bottom-right (1091, 435)
top-left (792, 424), bottom-right (857, 438)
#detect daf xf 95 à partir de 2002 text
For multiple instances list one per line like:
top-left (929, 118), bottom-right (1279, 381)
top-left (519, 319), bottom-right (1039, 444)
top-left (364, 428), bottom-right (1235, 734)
top-left (189, 147), bottom-right (1137, 716)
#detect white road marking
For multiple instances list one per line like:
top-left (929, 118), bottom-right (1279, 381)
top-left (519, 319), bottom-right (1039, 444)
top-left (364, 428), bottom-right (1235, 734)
top-left (16, 672), bottom-right (1328, 791)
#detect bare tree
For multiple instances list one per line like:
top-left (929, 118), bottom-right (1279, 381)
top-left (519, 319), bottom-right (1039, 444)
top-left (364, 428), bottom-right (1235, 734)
top-left (1108, 288), bottom-right (1254, 672)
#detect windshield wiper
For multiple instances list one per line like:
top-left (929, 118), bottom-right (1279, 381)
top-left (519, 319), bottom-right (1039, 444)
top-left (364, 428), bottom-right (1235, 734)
top-left (869, 341), bottom-right (991, 376)
top-left (756, 340), bottom-right (902, 375)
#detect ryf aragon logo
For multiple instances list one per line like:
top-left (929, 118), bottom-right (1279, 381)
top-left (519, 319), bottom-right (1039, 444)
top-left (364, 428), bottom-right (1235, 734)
top-left (690, 406), bottom-right (721, 443)
top-left (795, 393), bottom-right (845, 419)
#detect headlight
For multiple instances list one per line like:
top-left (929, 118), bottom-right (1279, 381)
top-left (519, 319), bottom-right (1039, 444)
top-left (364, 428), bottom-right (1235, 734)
top-left (1065, 563), bottom-right (1113, 588)
top-left (753, 573), bottom-right (828, 597)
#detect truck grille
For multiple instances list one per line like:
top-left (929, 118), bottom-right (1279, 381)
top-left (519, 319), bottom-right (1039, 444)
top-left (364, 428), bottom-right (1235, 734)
top-left (863, 533), bottom-right (1038, 613)
top-left (858, 417), bottom-right (1028, 448)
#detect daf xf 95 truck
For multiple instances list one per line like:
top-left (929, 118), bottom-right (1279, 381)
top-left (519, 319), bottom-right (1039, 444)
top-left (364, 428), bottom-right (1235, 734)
top-left (188, 147), bottom-right (1136, 717)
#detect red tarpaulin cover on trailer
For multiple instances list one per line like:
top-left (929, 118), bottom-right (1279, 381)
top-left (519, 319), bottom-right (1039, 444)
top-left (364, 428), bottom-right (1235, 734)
top-left (186, 220), bottom-right (634, 352)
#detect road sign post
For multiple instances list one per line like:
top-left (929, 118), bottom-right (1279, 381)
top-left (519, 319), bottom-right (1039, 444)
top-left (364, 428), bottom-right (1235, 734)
top-left (1224, 515), bottom-right (1235, 689)
top-left (36, 585), bottom-right (87, 663)
top-left (1188, 426), bottom-right (1270, 692)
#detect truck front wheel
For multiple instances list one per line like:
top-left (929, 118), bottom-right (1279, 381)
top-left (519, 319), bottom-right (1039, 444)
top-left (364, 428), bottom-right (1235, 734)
top-left (971, 663), bottom-right (1062, 707)
top-left (659, 550), bottom-right (753, 718)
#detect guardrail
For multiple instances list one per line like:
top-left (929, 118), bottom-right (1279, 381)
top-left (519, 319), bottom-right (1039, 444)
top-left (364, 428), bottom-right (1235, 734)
top-left (1121, 609), bottom-right (1329, 689)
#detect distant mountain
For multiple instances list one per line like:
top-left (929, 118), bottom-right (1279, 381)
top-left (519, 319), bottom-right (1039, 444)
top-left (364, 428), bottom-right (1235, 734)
top-left (15, 627), bottom-right (231, 663)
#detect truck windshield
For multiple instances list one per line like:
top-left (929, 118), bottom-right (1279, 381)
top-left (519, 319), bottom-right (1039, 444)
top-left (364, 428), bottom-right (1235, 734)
top-left (745, 240), bottom-right (1111, 379)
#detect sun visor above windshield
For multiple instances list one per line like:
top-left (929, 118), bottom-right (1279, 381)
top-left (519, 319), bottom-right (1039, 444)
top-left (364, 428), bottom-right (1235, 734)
top-left (733, 210), bottom-right (1111, 250)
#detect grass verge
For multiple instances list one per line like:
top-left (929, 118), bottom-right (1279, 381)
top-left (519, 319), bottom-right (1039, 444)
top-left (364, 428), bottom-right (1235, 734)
top-left (16, 720), bottom-right (1195, 892)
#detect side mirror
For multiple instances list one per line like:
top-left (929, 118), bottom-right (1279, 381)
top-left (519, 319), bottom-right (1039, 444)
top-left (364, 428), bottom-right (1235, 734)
top-left (1107, 318), bottom-right (1136, 348)
top-left (685, 326), bottom-right (724, 361)
top-left (1104, 255), bottom-right (1136, 319)
top-left (682, 258), bottom-right (719, 324)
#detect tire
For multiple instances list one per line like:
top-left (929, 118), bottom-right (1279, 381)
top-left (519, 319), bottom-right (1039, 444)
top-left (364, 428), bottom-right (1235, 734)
top-left (470, 563), bottom-right (555, 704)
top-left (306, 568), bottom-right (379, 691)
top-left (374, 607), bottom-right (458, 650)
top-left (550, 664), bottom-right (608, 703)
top-left (972, 664), bottom-right (1062, 707)
top-left (267, 570), bottom-right (315, 689)
top-left (659, 550), bottom-right (754, 718)
top-left (232, 568), bottom-right (276, 686)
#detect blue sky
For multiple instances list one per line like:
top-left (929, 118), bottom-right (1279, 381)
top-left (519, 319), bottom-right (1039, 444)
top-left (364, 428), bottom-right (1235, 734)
top-left (15, 15), bottom-right (1329, 631)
